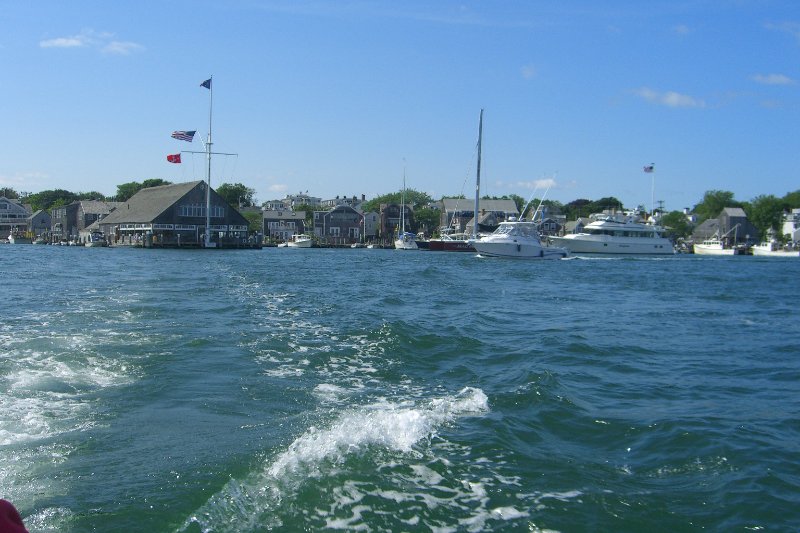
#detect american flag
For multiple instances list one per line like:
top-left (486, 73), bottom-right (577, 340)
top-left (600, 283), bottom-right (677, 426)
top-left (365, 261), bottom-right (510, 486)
top-left (171, 130), bottom-right (196, 142)
top-left (643, 164), bottom-right (655, 173)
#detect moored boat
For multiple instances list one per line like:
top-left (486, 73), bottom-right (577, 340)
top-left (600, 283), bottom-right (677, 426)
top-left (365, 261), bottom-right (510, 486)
top-left (549, 211), bottom-right (674, 255)
top-left (470, 219), bottom-right (569, 259)
top-left (85, 231), bottom-right (108, 247)
top-left (751, 239), bottom-right (799, 257)
top-left (285, 234), bottom-right (313, 248)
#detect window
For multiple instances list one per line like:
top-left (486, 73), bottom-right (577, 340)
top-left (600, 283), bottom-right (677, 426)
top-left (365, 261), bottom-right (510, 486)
top-left (179, 204), bottom-right (225, 218)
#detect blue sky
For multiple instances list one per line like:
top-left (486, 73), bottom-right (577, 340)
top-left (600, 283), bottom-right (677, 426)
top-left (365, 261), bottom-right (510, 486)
top-left (1, 1), bottom-right (798, 211)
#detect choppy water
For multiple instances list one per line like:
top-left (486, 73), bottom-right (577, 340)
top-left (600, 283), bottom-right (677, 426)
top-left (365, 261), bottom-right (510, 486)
top-left (1, 245), bottom-right (799, 532)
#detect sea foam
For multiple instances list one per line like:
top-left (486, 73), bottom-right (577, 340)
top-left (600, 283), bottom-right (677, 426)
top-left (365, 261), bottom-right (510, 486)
top-left (181, 387), bottom-right (488, 532)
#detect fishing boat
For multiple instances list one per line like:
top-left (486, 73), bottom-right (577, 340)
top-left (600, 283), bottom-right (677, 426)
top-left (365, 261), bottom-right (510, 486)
top-left (693, 225), bottom-right (742, 255)
top-left (284, 234), bottom-right (313, 248)
top-left (394, 168), bottom-right (418, 250)
top-left (549, 211), bottom-right (674, 255)
top-left (751, 239), bottom-right (799, 257)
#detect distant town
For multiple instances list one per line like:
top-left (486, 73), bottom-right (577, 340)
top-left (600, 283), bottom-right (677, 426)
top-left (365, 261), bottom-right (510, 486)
top-left (1, 181), bottom-right (799, 250)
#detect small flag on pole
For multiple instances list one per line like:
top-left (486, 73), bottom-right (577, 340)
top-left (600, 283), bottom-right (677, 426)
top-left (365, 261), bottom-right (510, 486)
top-left (167, 153), bottom-right (182, 164)
top-left (171, 130), bottom-right (195, 142)
top-left (643, 164), bottom-right (655, 173)
top-left (200, 78), bottom-right (212, 89)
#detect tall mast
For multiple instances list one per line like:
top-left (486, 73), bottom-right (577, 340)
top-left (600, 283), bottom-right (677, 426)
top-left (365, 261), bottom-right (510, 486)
top-left (473, 109), bottom-right (483, 238)
top-left (204, 76), bottom-right (213, 248)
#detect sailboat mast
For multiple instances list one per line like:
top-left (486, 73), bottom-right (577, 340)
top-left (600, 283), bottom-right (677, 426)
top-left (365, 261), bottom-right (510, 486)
top-left (473, 109), bottom-right (483, 239)
top-left (204, 76), bottom-right (213, 248)
top-left (401, 162), bottom-right (406, 234)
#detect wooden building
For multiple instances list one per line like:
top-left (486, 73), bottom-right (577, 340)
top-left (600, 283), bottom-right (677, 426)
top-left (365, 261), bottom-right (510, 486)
top-left (314, 205), bottom-right (363, 245)
top-left (0, 196), bottom-right (30, 238)
top-left (264, 210), bottom-right (308, 242)
top-left (98, 181), bottom-right (255, 248)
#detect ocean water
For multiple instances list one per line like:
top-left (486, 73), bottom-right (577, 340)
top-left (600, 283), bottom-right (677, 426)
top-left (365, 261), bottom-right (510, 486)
top-left (1, 245), bottom-right (798, 532)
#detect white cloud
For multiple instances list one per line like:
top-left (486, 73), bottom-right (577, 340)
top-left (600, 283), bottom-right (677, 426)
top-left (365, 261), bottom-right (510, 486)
top-left (40, 35), bottom-right (89, 48)
top-left (520, 64), bottom-right (537, 80)
top-left (39, 29), bottom-right (142, 54)
top-left (268, 184), bottom-right (288, 193)
top-left (765, 21), bottom-right (800, 43)
top-left (752, 73), bottom-right (795, 85)
top-left (673, 24), bottom-right (691, 35)
top-left (634, 87), bottom-right (705, 108)
top-left (103, 41), bottom-right (145, 55)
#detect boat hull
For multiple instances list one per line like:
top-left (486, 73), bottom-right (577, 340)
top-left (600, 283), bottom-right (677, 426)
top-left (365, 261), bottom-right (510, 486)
top-left (428, 239), bottom-right (475, 252)
top-left (550, 235), bottom-right (673, 255)
top-left (752, 246), bottom-right (799, 257)
top-left (473, 242), bottom-right (568, 259)
top-left (693, 244), bottom-right (737, 256)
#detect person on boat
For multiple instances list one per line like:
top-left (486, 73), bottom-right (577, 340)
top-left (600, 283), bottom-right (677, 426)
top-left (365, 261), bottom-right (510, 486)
top-left (0, 499), bottom-right (29, 533)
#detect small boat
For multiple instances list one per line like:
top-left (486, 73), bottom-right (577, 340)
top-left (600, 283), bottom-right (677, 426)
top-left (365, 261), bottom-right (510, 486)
top-left (285, 234), bottom-right (312, 248)
top-left (394, 168), bottom-right (418, 250)
top-left (470, 219), bottom-right (569, 259)
top-left (85, 231), bottom-right (108, 247)
top-left (394, 231), bottom-right (418, 250)
top-left (751, 239), bottom-right (799, 257)
top-left (693, 225), bottom-right (742, 255)
top-left (693, 238), bottom-right (735, 255)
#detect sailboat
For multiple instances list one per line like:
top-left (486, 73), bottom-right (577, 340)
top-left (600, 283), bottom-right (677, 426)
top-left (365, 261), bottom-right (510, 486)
top-left (428, 110), bottom-right (482, 253)
top-left (394, 167), bottom-right (418, 250)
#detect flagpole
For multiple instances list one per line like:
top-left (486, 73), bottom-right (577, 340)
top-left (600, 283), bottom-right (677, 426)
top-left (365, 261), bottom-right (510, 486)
top-left (204, 76), bottom-right (213, 248)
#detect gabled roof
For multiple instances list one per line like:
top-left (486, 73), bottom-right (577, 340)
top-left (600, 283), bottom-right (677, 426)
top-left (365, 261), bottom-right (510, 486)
top-left (79, 200), bottom-right (122, 215)
top-left (100, 181), bottom-right (202, 224)
top-left (722, 207), bottom-right (747, 217)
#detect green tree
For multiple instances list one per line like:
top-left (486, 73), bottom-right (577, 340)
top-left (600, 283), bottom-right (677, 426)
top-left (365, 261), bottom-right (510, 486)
top-left (116, 182), bottom-right (142, 202)
top-left (661, 210), bottom-right (692, 239)
top-left (413, 207), bottom-right (440, 235)
top-left (362, 188), bottom-right (433, 213)
top-left (564, 199), bottom-right (592, 220)
top-left (1, 187), bottom-right (18, 199)
top-left (26, 189), bottom-right (78, 211)
top-left (142, 179), bottom-right (171, 189)
top-left (242, 211), bottom-right (263, 234)
top-left (78, 191), bottom-right (107, 201)
top-left (745, 195), bottom-right (784, 238)
top-left (692, 190), bottom-right (740, 222)
top-left (116, 179), bottom-right (172, 202)
top-left (216, 183), bottom-right (256, 207)
top-left (782, 189), bottom-right (800, 209)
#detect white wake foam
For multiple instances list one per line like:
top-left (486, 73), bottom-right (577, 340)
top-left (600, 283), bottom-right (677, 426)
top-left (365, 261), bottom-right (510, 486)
top-left (181, 387), bottom-right (488, 532)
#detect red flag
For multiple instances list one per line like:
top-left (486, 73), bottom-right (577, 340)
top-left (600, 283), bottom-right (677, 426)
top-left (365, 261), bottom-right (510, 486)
top-left (167, 153), bottom-right (181, 164)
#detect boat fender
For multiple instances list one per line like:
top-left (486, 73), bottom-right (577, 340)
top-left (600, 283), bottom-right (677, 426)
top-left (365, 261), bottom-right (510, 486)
top-left (540, 249), bottom-right (544, 257)
top-left (517, 244), bottom-right (521, 252)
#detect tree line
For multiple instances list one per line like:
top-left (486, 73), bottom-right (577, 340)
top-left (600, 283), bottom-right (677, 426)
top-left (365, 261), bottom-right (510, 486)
top-left (3, 182), bottom-right (799, 240)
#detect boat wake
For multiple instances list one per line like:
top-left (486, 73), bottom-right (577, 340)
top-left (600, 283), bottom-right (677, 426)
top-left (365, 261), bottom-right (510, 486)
top-left (179, 387), bottom-right (489, 532)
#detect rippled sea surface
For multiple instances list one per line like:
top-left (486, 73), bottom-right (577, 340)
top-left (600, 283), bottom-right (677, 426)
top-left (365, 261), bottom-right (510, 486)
top-left (1, 245), bottom-right (799, 532)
